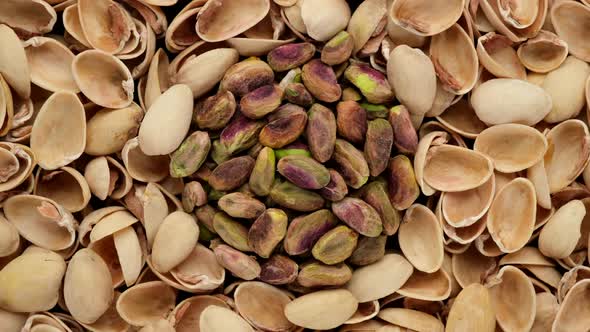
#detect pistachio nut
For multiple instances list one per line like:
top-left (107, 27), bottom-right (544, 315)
top-left (181, 181), bottom-right (207, 212)
top-left (297, 261), bottom-right (353, 287)
top-left (306, 103), bottom-right (337, 163)
top-left (284, 82), bottom-right (314, 107)
top-left (218, 192), bottom-right (266, 219)
top-left (365, 119), bottom-right (394, 177)
top-left (211, 115), bottom-right (265, 163)
top-left (209, 156), bottom-right (256, 191)
top-left (284, 209), bottom-right (338, 256)
top-left (277, 154), bottom-right (330, 190)
top-left (248, 208), bottom-right (288, 258)
top-left (321, 31), bottom-right (354, 65)
top-left (240, 84), bottom-right (283, 119)
top-left (344, 62), bottom-right (394, 104)
top-left (319, 168), bottom-right (349, 202)
top-left (259, 254), bottom-right (298, 285)
top-left (170, 131), bottom-right (210, 178)
top-left (301, 59), bottom-right (342, 102)
top-left (387, 155), bottom-right (420, 210)
top-left (349, 235), bottom-right (387, 266)
top-left (388, 105), bottom-right (419, 155)
top-left (212, 212), bottom-right (252, 252)
top-left (333, 139), bottom-right (370, 189)
top-left (332, 197), bottom-right (383, 237)
top-left (312, 225), bottom-right (359, 265)
top-left (249, 146), bottom-right (276, 196)
top-left (259, 104), bottom-right (308, 149)
top-left (269, 180), bottom-right (325, 212)
top-left (220, 57), bottom-right (275, 96)
top-left (362, 181), bottom-right (401, 236)
top-left (336, 100), bottom-right (367, 144)
top-left (267, 42), bottom-right (316, 72)
top-left (213, 244), bottom-right (261, 281)
top-left (193, 90), bottom-right (236, 130)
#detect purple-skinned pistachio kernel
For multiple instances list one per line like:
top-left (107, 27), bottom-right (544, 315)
top-left (269, 180), bottom-right (325, 212)
top-left (362, 180), bottom-right (400, 236)
top-left (209, 156), bottom-right (255, 191)
top-left (284, 82), bottom-right (314, 107)
top-left (248, 208), bottom-right (288, 258)
top-left (319, 168), bottom-right (348, 202)
top-left (344, 62), bottom-right (394, 104)
top-left (218, 192), bottom-right (266, 219)
top-left (311, 225), bottom-right (359, 265)
top-left (336, 100), bottom-right (367, 144)
top-left (306, 104), bottom-right (337, 163)
top-left (240, 84), bottom-right (284, 119)
top-left (277, 155), bottom-right (331, 190)
top-left (302, 59), bottom-right (342, 103)
top-left (297, 261), bottom-right (353, 287)
top-left (213, 244), bottom-right (261, 280)
top-left (333, 139), bottom-right (370, 189)
top-left (389, 105), bottom-right (418, 155)
top-left (364, 119), bottom-right (394, 177)
top-left (220, 57), bottom-right (275, 96)
top-left (258, 255), bottom-right (299, 285)
top-left (321, 31), bottom-right (354, 66)
top-left (387, 155), bottom-right (420, 210)
top-left (193, 90), bottom-right (236, 130)
top-left (212, 212), bottom-right (252, 252)
top-left (259, 104), bottom-right (308, 149)
top-left (267, 42), bottom-right (316, 72)
top-left (331, 197), bottom-right (383, 237)
top-left (284, 209), bottom-right (338, 256)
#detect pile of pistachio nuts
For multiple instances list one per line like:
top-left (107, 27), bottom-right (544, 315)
top-left (1, 0), bottom-right (590, 331)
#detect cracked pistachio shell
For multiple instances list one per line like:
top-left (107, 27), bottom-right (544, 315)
top-left (389, 105), bottom-right (418, 154)
top-left (151, 211), bottom-right (199, 273)
top-left (277, 155), bottom-right (330, 190)
top-left (85, 103), bottom-right (143, 156)
top-left (298, 261), bottom-right (352, 288)
top-left (213, 244), bottom-right (261, 281)
top-left (240, 84), bottom-right (283, 119)
top-left (0, 247), bottom-right (65, 312)
top-left (517, 30), bottom-right (568, 73)
top-left (332, 197), bottom-right (383, 237)
top-left (387, 45), bottom-right (436, 115)
top-left (212, 115), bottom-right (265, 163)
top-left (0, 24), bottom-right (31, 99)
top-left (319, 168), bottom-right (348, 202)
top-left (488, 266), bottom-right (536, 332)
top-left (138, 84), bottom-right (193, 156)
top-left (284, 82), bottom-right (314, 107)
top-left (195, 0), bottom-right (269, 42)
top-left (140, 319), bottom-right (175, 332)
top-left (346, 254), bottom-right (413, 302)
top-left (446, 284), bottom-right (496, 332)
top-left (259, 254), bottom-right (298, 285)
top-left (389, 0), bottom-right (465, 36)
top-left (542, 56), bottom-right (590, 123)
top-left (349, 235), bottom-right (387, 266)
top-left (234, 282), bottom-right (294, 332)
top-left (24, 36), bottom-right (77, 94)
top-left (553, 279), bottom-right (590, 332)
top-left (267, 42), bottom-right (316, 72)
top-left (312, 225), bottom-right (359, 265)
top-left (284, 289), bottom-right (358, 330)
top-left (378, 308), bottom-right (443, 332)
top-left (0, 213), bottom-right (19, 257)
top-left (333, 139), bottom-right (370, 189)
top-left (301, 0), bottom-right (351, 41)
top-left (72, 50), bottom-right (134, 109)
top-left (270, 180), bottom-right (325, 212)
top-left (539, 200), bottom-right (585, 259)
top-left (218, 192), bottom-right (265, 219)
top-left (477, 32), bottom-right (526, 80)
top-left (200, 306), bottom-right (254, 332)
top-left (321, 31), bottom-right (354, 65)
top-left (302, 59), bottom-right (342, 103)
top-left (551, 1), bottom-right (590, 62)
top-left (170, 132), bottom-right (210, 178)
top-left (31, 92), bottom-right (86, 170)
top-left (121, 137), bottom-right (169, 182)
top-left (259, 104), bottom-right (308, 149)
top-left (474, 124), bottom-right (547, 173)
top-left (344, 62), bottom-right (394, 104)
top-left (336, 101), bottom-right (367, 144)
top-left (220, 57), bottom-right (274, 96)
top-left (116, 281), bottom-right (176, 327)
top-left (209, 156), bottom-right (255, 191)
top-left (248, 208), bottom-right (288, 258)
top-left (347, 0), bottom-right (387, 53)
top-left (77, 0), bottom-right (132, 54)
top-left (249, 147), bottom-right (275, 196)
top-left (362, 181), bottom-right (400, 236)
top-left (284, 209), bottom-right (338, 255)
top-left (194, 91), bottom-right (236, 130)
top-left (173, 48), bottom-right (239, 99)
top-left (306, 104), bottom-right (337, 163)
top-left (168, 243), bottom-right (226, 292)
top-left (64, 248), bottom-right (113, 324)
top-left (365, 119), bottom-right (393, 177)
top-left (387, 155), bottom-right (420, 210)
top-left (471, 78), bottom-right (552, 125)
top-left (36, 166), bottom-right (92, 213)
top-left (399, 204), bottom-right (444, 273)
top-left (213, 213), bottom-right (252, 252)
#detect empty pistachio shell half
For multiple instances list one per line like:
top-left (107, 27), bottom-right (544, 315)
top-left (234, 281), bottom-right (293, 331)
top-left (116, 281), bottom-right (176, 327)
top-left (196, 0), bottom-right (269, 42)
top-left (0, 25), bottom-right (31, 99)
top-left (446, 284), bottom-right (496, 332)
top-left (151, 211), bottom-right (199, 273)
top-left (284, 289), bottom-right (358, 330)
top-left (399, 204), bottom-right (444, 273)
top-left (200, 305), bottom-right (254, 332)
top-left (539, 200), bottom-right (585, 259)
top-left (389, 0), bottom-right (465, 36)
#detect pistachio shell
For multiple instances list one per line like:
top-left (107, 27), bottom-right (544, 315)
top-left (387, 45), bottom-right (436, 115)
top-left (389, 0), bottom-right (465, 36)
top-left (78, 0), bottom-right (131, 53)
top-left (378, 308), bottom-right (444, 332)
top-left (0, 0), bottom-right (56, 37)
top-left (517, 30), bottom-right (568, 73)
top-left (171, 296), bottom-right (229, 332)
top-left (85, 103), bottom-right (143, 156)
top-left (474, 124), bottom-right (548, 172)
top-left (138, 84), bottom-right (193, 156)
top-left (196, 0), bottom-right (270, 42)
top-left (553, 279), bottom-right (590, 332)
top-left (531, 292), bottom-right (558, 332)
top-left (435, 99), bottom-right (487, 139)
top-left (451, 245), bottom-right (498, 288)
top-left (24, 37), bottom-right (78, 93)
top-left (476, 32), bottom-right (526, 80)
top-left (116, 281), bottom-right (176, 327)
top-left (346, 254), bottom-right (413, 302)
top-left (0, 247), bottom-right (65, 313)
top-left (35, 166), bottom-right (91, 213)
top-left (399, 204), bottom-right (444, 273)
top-left (234, 282), bottom-right (293, 331)
top-left (347, 0), bottom-right (387, 54)
top-left (300, 0), bottom-right (351, 41)
top-left (72, 50), bottom-right (134, 109)
top-left (151, 211), bottom-right (199, 273)
top-left (539, 200), bottom-right (585, 259)
top-left (284, 289), bottom-right (358, 330)
top-left (122, 138), bottom-right (170, 182)
top-left (551, 1), bottom-right (590, 62)
top-left (471, 78), bottom-right (552, 126)
top-left (423, 144), bottom-right (493, 192)
top-left (442, 174), bottom-right (495, 228)
top-left (30, 92), bottom-right (86, 170)
top-left (200, 306), bottom-right (254, 332)
top-left (0, 213), bottom-right (19, 257)
top-left (112, 226), bottom-right (143, 287)
top-left (64, 248), bottom-right (114, 324)
top-left (488, 266), bottom-right (536, 332)
top-left (446, 284), bottom-right (496, 332)
top-left (0, 25), bottom-right (31, 99)
top-left (397, 268), bottom-right (451, 301)
top-left (168, 243), bottom-right (225, 292)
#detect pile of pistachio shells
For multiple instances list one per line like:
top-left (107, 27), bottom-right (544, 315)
top-left (1, 0), bottom-right (590, 331)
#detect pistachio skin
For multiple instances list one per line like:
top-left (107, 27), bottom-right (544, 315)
top-left (331, 197), bottom-right (383, 237)
top-left (194, 90), bottom-right (236, 130)
top-left (301, 59), bottom-right (342, 103)
top-left (306, 104), bottom-right (337, 163)
top-left (344, 62), bottom-right (394, 104)
top-left (259, 104), bottom-right (308, 149)
top-left (284, 209), bottom-right (339, 256)
top-left (169, 131), bottom-right (211, 178)
top-left (364, 119), bottom-right (394, 177)
top-left (336, 101), bottom-right (367, 144)
top-left (249, 147), bottom-right (276, 197)
top-left (267, 43), bottom-right (316, 72)
top-left (209, 156), bottom-right (256, 191)
top-left (312, 225), bottom-right (359, 265)
top-left (277, 155), bottom-right (331, 190)
top-left (259, 255), bottom-right (299, 285)
top-left (220, 57), bottom-right (274, 96)
top-left (248, 208), bottom-right (288, 258)
top-left (321, 31), bottom-right (354, 65)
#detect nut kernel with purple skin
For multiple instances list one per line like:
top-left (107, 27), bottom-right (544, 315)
top-left (259, 255), bottom-right (299, 285)
top-left (364, 119), bottom-right (394, 177)
top-left (284, 209), bottom-right (339, 256)
top-left (321, 31), bottom-right (354, 66)
top-left (240, 84), bottom-right (284, 119)
top-left (301, 59), bottom-right (342, 102)
top-left (249, 147), bottom-right (276, 197)
top-left (284, 82), bottom-right (314, 107)
top-left (387, 155), bottom-right (420, 210)
top-left (209, 156), bottom-right (255, 191)
top-left (389, 105), bottom-right (419, 155)
top-left (170, 131), bottom-right (211, 178)
top-left (344, 62), bottom-right (395, 104)
top-left (306, 104), bottom-right (337, 163)
top-left (331, 197), bottom-right (383, 237)
top-left (182, 181), bottom-right (207, 212)
top-left (218, 192), bottom-right (266, 219)
top-left (195, 204), bottom-right (218, 234)
top-left (319, 168), bottom-right (349, 202)
top-left (248, 208), bottom-right (288, 258)
top-left (333, 139), bottom-right (370, 189)
top-left (277, 155), bottom-right (331, 190)
top-left (362, 181), bottom-right (400, 236)
top-left (212, 212), bottom-right (252, 252)
top-left (337, 100), bottom-right (367, 144)
top-left (211, 115), bottom-right (265, 163)
top-left (269, 180), bottom-right (325, 212)
top-left (311, 225), bottom-right (359, 265)
top-left (267, 42), bottom-right (316, 72)
top-left (194, 90), bottom-right (236, 130)
top-left (297, 262), bottom-right (353, 287)
top-left (349, 235), bottom-right (387, 266)
top-left (213, 244), bottom-right (261, 281)
top-left (220, 57), bottom-right (275, 96)
top-left (259, 104), bottom-right (308, 149)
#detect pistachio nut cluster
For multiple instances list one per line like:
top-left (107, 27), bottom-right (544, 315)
top-left (1, 0), bottom-right (590, 331)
